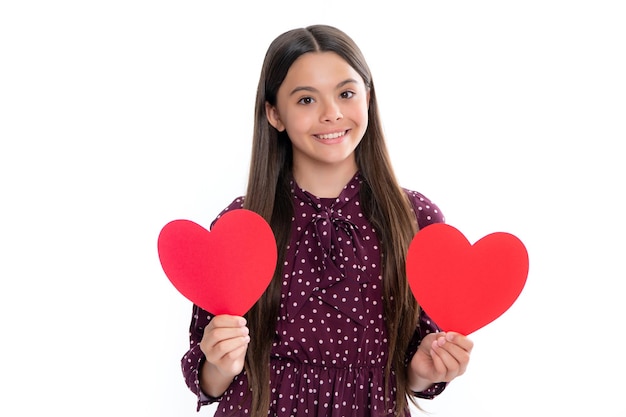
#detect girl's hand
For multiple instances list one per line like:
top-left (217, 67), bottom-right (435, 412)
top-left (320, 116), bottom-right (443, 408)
top-left (408, 331), bottom-right (473, 392)
top-left (199, 315), bottom-right (250, 396)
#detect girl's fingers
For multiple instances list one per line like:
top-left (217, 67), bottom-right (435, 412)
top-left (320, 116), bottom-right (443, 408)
top-left (445, 332), bottom-right (474, 353)
top-left (201, 315), bottom-right (250, 361)
top-left (204, 333), bottom-right (250, 363)
top-left (428, 342), bottom-right (448, 376)
top-left (208, 315), bottom-right (247, 329)
top-left (431, 336), bottom-right (470, 380)
top-left (205, 325), bottom-right (249, 345)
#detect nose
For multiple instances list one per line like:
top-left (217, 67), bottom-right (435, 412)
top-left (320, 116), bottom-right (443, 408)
top-left (320, 99), bottom-right (343, 122)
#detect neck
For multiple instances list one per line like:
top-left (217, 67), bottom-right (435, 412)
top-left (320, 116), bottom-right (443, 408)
top-left (293, 161), bottom-right (358, 198)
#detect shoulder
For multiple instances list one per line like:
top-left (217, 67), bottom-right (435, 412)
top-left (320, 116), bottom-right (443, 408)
top-left (402, 188), bottom-right (445, 229)
top-left (210, 196), bottom-right (246, 227)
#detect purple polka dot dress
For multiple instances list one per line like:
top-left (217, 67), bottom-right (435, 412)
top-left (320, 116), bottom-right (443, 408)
top-left (182, 173), bottom-right (447, 416)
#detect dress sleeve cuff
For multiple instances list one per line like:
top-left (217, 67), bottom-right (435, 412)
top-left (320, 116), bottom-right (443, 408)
top-left (196, 387), bottom-right (221, 411)
top-left (183, 345), bottom-right (222, 411)
top-left (413, 381), bottom-right (447, 399)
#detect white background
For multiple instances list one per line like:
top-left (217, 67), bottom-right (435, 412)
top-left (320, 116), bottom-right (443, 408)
top-left (1, 1), bottom-right (625, 416)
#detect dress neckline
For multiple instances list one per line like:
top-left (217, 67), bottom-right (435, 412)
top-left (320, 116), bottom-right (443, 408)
top-left (291, 171), bottom-right (362, 207)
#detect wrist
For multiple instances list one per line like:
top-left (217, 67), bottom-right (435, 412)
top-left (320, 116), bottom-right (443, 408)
top-left (200, 359), bottom-right (232, 398)
top-left (407, 354), bottom-right (436, 393)
top-left (408, 374), bottom-right (434, 393)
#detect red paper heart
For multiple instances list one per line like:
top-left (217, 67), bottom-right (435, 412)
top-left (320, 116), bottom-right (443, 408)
top-left (157, 209), bottom-right (277, 316)
top-left (406, 223), bottom-right (528, 335)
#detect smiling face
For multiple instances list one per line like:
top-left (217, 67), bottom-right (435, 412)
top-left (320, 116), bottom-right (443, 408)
top-left (265, 52), bottom-right (370, 181)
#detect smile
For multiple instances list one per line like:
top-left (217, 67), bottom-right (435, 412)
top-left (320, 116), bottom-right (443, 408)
top-left (315, 130), bottom-right (348, 140)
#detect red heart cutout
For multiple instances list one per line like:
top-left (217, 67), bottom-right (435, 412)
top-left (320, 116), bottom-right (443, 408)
top-left (157, 209), bottom-right (277, 316)
top-left (406, 223), bottom-right (528, 335)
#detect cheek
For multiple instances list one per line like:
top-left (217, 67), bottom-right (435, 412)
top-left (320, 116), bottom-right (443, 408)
top-left (352, 103), bottom-right (370, 127)
top-left (283, 109), bottom-right (314, 133)
top-left (349, 96), bottom-right (369, 117)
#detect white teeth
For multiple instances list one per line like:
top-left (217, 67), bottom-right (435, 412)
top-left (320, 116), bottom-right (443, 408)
top-left (317, 131), bottom-right (345, 140)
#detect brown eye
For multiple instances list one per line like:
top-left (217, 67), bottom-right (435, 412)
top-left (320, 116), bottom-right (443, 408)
top-left (340, 91), bottom-right (355, 99)
top-left (298, 97), bottom-right (314, 105)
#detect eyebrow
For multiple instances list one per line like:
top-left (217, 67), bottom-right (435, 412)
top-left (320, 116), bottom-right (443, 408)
top-left (289, 78), bottom-right (359, 96)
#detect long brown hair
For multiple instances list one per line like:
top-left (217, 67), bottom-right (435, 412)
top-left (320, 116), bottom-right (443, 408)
top-left (242, 24), bottom-right (420, 416)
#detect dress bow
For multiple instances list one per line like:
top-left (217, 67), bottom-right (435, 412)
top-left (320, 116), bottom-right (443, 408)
top-left (284, 175), bottom-right (376, 326)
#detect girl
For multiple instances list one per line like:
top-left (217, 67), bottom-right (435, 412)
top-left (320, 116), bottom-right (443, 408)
top-left (181, 24), bottom-right (473, 417)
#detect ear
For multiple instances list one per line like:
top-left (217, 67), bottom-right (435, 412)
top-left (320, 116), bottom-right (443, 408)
top-left (265, 102), bottom-right (285, 132)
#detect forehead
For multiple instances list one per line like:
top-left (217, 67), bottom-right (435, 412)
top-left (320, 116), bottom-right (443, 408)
top-left (281, 52), bottom-right (363, 88)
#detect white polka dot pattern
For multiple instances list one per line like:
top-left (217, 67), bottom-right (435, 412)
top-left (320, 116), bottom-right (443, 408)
top-left (181, 173), bottom-right (446, 416)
